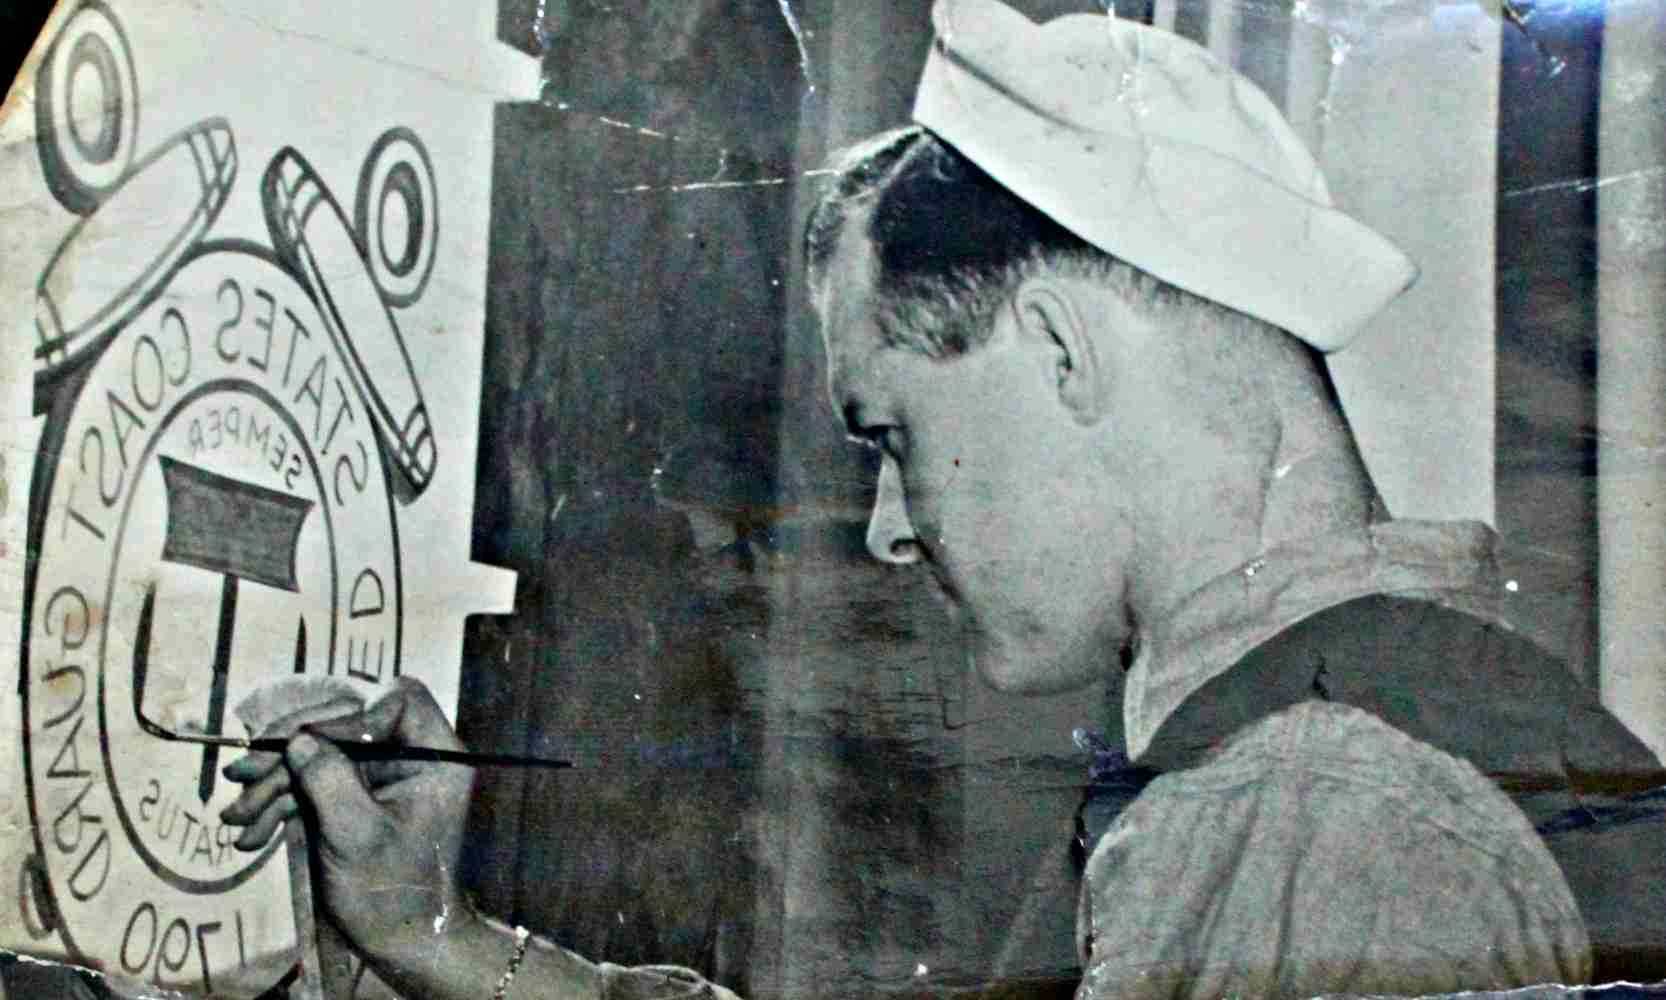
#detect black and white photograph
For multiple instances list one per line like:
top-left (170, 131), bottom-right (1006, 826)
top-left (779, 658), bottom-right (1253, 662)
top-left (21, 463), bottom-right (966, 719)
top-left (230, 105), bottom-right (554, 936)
top-left (1, 0), bottom-right (1664, 996)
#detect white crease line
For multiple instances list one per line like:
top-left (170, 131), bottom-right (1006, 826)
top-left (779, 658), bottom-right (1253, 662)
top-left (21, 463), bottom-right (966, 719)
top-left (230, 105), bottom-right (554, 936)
top-left (1503, 165), bottom-right (1666, 200)
top-left (613, 169), bottom-right (837, 195)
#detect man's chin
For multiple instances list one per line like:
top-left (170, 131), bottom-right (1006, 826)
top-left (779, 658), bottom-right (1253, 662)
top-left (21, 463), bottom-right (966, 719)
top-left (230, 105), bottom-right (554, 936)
top-left (967, 632), bottom-right (1099, 696)
top-left (972, 633), bottom-right (1086, 696)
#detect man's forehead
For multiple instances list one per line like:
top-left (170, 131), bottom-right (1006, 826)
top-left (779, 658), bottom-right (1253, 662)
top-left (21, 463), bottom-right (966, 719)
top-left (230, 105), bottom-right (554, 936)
top-left (817, 225), bottom-right (891, 402)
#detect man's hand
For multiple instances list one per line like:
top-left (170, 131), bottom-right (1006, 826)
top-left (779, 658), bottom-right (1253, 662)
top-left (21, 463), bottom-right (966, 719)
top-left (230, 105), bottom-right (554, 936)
top-left (219, 676), bottom-right (478, 973)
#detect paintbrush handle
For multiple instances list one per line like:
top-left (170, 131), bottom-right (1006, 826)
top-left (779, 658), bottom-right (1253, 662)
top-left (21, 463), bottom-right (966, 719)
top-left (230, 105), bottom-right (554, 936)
top-left (337, 742), bottom-right (574, 768)
top-left (137, 700), bottom-right (574, 767)
top-left (233, 736), bottom-right (573, 768)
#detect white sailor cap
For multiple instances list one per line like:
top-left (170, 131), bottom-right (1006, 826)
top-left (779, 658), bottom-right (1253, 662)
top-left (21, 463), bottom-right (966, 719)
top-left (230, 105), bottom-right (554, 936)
top-left (913, 0), bottom-right (1417, 352)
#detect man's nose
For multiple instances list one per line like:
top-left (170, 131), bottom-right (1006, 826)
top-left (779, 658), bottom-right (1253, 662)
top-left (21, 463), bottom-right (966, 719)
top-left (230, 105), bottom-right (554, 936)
top-left (866, 454), bottom-right (923, 565)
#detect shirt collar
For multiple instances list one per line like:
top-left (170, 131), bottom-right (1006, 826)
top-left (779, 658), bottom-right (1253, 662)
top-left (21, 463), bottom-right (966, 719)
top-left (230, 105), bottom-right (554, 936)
top-left (1123, 519), bottom-right (1505, 763)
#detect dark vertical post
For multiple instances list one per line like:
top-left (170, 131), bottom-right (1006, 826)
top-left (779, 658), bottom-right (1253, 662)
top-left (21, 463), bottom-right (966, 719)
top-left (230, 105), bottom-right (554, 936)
top-left (1494, 7), bottom-right (1606, 683)
top-left (468, 4), bottom-right (801, 993)
top-left (198, 574), bottom-right (240, 802)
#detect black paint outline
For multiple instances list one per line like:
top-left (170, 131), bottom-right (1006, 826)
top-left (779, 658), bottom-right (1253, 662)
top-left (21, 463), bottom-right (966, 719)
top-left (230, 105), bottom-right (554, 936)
top-left (34, 0), bottom-right (140, 215)
top-left (33, 118), bottom-right (238, 416)
top-left (262, 145), bottom-right (435, 501)
top-left (65, 31), bottom-right (123, 164)
top-left (16, 853), bottom-right (59, 940)
top-left (354, 126), bottom-right (439, 308)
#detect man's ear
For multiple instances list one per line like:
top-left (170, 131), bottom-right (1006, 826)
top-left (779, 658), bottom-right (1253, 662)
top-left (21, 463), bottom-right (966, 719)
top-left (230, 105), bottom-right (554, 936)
top-left (1013, 277), bottom-right (1105, 425)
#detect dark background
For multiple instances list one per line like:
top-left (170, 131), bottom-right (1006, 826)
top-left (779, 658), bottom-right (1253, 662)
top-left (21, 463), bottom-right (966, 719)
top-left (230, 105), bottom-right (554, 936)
top-left (1, 2), bottom-right (1618, 997)
top-left (3, 3), bottom-right (54, 85)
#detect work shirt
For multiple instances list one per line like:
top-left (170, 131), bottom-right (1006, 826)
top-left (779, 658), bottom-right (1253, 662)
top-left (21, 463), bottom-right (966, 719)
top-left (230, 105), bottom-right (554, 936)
top-left (1078, 519), bottom-right (1666, 997)
top-left (1078, 698), bottom-right (1591, 997)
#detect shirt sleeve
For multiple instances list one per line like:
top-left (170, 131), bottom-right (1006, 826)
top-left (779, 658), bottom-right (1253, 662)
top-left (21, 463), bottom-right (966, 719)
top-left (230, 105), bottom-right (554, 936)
top-left (479, 914), bottom-right (744, 1000)
top-left (597, 963), bottom-right (744, 1000)
top-left (1077, 701), bottom-right (1591, 999)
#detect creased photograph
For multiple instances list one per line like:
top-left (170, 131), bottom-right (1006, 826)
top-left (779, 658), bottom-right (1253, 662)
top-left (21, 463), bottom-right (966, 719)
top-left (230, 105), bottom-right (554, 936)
top-left (1, 0), bottom-right (1663, 997)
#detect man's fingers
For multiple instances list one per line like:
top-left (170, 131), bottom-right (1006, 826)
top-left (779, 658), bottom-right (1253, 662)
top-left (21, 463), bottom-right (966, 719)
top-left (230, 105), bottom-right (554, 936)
top-left (232, 793), bottom-right (298, 852)
top-left (256, 695), bottom-right (366, 742)
top-left (286, 733), bottom-right (383, 856)
top-left (385, 676), bottom-right (464, 750)
top-left (357, 756), bottom-right (436, 789)
top-left (222, 748), bottom-right (283, 784)
top-left (221, 695), bottom-right (365, 786)
top-left (304, 677), bottom-right (462, 753)
top-left (219, 765), bottom-right (293, 825)
top-left (302, 704), bottom-right (395, 747)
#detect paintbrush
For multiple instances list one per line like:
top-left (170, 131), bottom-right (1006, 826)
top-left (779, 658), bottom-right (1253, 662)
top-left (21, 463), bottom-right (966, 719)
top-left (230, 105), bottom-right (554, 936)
top-left (133, 697), bottom-right (573, 769)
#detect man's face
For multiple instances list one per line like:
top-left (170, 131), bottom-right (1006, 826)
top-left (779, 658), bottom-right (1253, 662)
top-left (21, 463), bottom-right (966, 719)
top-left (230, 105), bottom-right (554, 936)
top-left (816, 226), bottom-right (1133, 694)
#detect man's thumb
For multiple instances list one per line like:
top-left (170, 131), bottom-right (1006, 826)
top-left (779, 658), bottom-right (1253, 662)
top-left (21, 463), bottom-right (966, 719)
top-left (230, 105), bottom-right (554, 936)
top-left (286, 732), bottom-right (381, 854)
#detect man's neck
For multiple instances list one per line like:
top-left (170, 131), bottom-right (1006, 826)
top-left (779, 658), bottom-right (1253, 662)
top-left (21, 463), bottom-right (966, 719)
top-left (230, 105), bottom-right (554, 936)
top-left (1127, 435), bottom-right (1377, 631)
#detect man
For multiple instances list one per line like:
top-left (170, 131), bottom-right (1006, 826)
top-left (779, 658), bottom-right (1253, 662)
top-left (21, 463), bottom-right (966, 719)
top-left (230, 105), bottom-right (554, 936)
top-left (222, 0), bottom-right (1666, 996)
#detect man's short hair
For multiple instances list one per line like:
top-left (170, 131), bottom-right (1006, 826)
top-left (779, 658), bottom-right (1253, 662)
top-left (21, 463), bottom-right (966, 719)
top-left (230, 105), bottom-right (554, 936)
top-left (805, 127), bottom-right (1216, 358)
